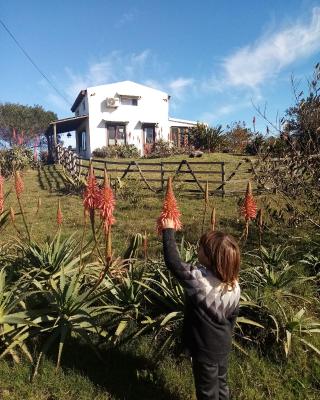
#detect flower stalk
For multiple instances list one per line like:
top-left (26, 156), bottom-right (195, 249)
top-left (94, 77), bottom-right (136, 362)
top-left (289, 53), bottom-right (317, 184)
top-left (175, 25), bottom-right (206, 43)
top-left (210, 207), bottom-right (216, 231)
top-left (240, 181), bottom-right (257, 241)
top-left (143, 230), bottom-right (148, 260)
top-left (201, 181), bottom-right (209, 233)
top-left (157, 177), bottom-right (182, 234)
top-left (14, 171), bottom-right (30, 242)
top-left (57, 199), bottom-right (63, 227)
top-left (99, 169), bottom-right (116, 266)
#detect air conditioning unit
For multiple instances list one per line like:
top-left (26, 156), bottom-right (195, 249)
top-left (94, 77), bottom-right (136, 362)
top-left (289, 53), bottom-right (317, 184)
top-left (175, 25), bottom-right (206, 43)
top-left (106, 97), bottom-right (119, 107)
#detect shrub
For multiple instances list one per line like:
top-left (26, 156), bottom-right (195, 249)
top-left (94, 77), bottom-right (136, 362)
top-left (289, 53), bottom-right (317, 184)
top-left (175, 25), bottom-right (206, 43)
top-left (189, 123), bottom-right (225, 151)
top-left (0, 146), bottom-right (35, 176)
top-left (115, 177), bottom-right (145, 206)
top-left (145, 139), bottom-right (187, 158)
top-left (92, 144), bottom-right (140, 159)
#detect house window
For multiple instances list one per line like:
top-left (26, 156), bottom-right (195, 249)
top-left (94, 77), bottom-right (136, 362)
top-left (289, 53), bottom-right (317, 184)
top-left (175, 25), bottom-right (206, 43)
top-left (82, 102), bottom-right (85, 112)
top-left (107, 124), bottom-right (126, 146)
top-left (78, 131), bottom-right (86, 152)
top-left (120, 97), bottom-right (138, 106)
top-left (144, 126), bottom-right (155, 144)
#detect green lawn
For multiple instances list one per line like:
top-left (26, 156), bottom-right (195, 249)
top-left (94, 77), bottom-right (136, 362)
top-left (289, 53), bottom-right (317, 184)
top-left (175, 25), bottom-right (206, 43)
top-left (4, 160), bottom-right (310, 253)
top-left (82, 152), bottom-right (257, 195)
top-left (1, 163), bottom-right (319, 400)
top-left (0, 336), bottom-right (319, 400)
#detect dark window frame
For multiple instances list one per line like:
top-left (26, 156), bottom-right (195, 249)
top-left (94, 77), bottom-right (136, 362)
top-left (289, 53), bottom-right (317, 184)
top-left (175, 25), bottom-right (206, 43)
top-left (106, 123), bottom-right (127, 146)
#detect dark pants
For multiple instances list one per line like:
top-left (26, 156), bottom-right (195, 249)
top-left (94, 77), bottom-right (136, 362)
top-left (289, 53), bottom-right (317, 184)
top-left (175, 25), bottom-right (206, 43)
top-left (192, 358), bottom-right (229, 400)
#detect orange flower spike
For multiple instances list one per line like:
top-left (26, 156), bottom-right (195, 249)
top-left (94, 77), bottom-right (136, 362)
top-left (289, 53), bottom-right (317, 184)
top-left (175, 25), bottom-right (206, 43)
top-left (99, 169), bottom-right (116, 234)
top-left (0, 174), bottom-right (4, 214)
top-left (157, 177), bottom-right (182, 235)
top-left (210, 207), bottom-right (216, 231)
top-left (240, 181), bottom-right (257, 221)
top-left (57, 199), bottom-right (63, 226)
top-left (14, 171), bottom-right (24, 199)
top-left (83, 164), bottom-right (100, 212)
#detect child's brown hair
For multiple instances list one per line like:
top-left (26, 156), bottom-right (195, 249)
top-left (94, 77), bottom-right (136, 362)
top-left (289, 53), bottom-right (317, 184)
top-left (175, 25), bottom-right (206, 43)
top-left (199, 231), bottom-right (240, 287)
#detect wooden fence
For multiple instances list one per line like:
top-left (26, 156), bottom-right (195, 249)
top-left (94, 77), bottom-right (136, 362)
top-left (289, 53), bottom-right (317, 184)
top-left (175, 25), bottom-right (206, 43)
top-left (56, 144), bottom-right (257, 196)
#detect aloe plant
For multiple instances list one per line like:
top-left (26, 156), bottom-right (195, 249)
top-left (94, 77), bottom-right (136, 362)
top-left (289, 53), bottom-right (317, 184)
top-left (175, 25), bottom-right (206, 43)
top-left (15, 233), bottom-right (90, 280)
top-left (243, 246), bottom-right (313, 303)
top-left (99, 261), bottom-right (147, 342)
top-left (0, 268), bottom-right (38, 363)
top-left (32, 269), bottom-right (120, 378)
top-left (278, 307), bottom-right (320, 357)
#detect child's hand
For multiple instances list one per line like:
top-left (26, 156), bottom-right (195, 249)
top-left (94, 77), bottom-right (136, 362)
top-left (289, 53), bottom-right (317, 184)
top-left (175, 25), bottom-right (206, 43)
top-left (162, 218), bottom-right (175, 229)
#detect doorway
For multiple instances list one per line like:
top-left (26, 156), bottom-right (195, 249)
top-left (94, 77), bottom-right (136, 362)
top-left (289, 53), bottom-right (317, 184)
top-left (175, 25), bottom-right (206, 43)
top-left (143, 124), bottom-right (156, 155)
top-left (107, 124), bottom-right (126, 146)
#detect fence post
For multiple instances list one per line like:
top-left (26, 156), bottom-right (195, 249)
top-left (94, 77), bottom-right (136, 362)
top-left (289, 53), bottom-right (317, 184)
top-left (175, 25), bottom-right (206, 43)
top-left (160, 162), bottom-right (164, 191)
top-left (53, 123), bottom-right (58, 162)
top-left (221, 162), bottom-right (225, 199)
top-left (78, 157), bottom-right (82, 176)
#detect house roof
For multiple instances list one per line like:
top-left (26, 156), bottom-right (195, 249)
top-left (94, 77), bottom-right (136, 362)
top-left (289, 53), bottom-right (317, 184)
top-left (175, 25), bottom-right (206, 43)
top-left (168, 117), bottom-right (198, 126)
top-left (88, 80), bottom-right (169, 97)
top-left (45, 115), bottom-right (88, 136)
top-left (71, 90), bottom-right (87, 112)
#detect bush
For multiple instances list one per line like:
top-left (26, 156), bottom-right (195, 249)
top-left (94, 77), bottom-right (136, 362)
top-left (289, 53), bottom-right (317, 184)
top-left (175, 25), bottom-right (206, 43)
top-left (92, 144), bottom-right (140, 159)
top-left (0, 145), bottom-right (35, 176)
top-left (115, 177), bottom-right (145, 206)
top-left (145, 139), bottom-right (188, 158)
top-left (189, 123), bottom-right (225, 151)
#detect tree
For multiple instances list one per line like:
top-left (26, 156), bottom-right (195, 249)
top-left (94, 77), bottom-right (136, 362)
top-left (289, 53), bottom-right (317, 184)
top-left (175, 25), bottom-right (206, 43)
top-left (245, 133), bottom-right (266, 155)
top-left (255, 62), bottom-right (320, 227)
top-left (284, 63), bottom-right (320, 155)
top-left (224, 121), bottom-right (253, 153)
top-left (0, 103), bottom-right (57, 147)
top-left (189, 123), bottom-right (225, 151)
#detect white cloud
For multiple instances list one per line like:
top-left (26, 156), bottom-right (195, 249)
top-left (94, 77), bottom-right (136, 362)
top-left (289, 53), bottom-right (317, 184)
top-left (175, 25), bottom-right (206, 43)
top-left (222, 7), bottom-right (320, 88)
top-left (168, 78), bottom-right (194, 99)
top-left (115, 10), bottom-right (138, 28)
top-left (62, 50), bottom-right (152, 101)
top-left (43, 49), bottom-right (196, 115)
top-left (200, 101), bottom-right (251, 124)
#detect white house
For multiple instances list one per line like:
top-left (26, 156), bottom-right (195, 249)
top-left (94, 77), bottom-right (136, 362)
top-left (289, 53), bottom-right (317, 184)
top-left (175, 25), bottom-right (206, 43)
top-left (46, 81), bottom-right (198, 158)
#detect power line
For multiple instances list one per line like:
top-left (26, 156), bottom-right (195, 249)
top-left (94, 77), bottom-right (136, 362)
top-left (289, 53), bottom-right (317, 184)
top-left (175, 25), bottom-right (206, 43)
top-left (0, 18), bottom-right (71, 106)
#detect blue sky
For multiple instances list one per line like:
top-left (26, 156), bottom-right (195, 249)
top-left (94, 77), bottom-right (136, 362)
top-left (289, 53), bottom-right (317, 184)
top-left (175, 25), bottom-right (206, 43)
top-left (1, 0), bottom-right (320, 137)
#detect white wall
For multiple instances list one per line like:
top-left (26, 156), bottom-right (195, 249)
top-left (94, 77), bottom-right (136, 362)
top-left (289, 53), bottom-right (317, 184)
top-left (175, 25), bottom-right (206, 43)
top-left (85, 81), bottom-right (170, 155)
top-left (75, 119), bottom-right (90, 158)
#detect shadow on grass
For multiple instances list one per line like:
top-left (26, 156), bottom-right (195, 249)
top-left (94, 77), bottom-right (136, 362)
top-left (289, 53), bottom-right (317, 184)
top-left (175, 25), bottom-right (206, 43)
top-left (57, 339), bottom-right (183, 400)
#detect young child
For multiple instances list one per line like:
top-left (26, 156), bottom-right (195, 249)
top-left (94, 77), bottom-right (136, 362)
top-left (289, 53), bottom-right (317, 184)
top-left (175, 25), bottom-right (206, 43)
top-left (162, 218), bottom-right (241, 400)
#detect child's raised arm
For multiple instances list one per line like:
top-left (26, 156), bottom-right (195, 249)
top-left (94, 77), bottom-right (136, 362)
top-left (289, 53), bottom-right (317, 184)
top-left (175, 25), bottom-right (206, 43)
top-left (162, 219), bottom-right (202, 288)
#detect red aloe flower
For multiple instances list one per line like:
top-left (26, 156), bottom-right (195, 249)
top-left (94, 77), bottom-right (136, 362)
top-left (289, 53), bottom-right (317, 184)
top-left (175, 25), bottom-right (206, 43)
top-left (240, 181), bottom-right (257, 221)
top-left (0, 174), bottom-right (4, 214)
top-left (57, 199), bottom-right (63, 226)
top-left (99, 171), bottom-right (115, 234)
top-left (83, 164), bottom-right (100, 212)
top-left (157, 177), bottom-right (182, 234)
top-left (210, 207), bottom-right (216, 231)
top-left (14, 171), bottom-right (24, 199)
